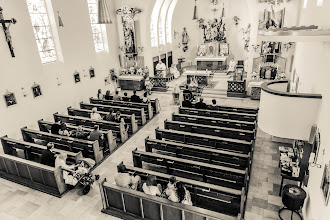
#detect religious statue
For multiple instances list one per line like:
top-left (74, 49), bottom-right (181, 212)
top-left (197, 18), bottom-right (226, 43)
top-left (170, 64), bottom-right (180, 79)
top-left (0, 7), bottom-right (17, 57)
top-left (182, 27), bottom-right (189, 52)
top-left (156, 61), bottom-right (166, 77)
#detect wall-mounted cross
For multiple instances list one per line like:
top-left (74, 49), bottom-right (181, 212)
top-left (0, 7), bottom-right (17, 57)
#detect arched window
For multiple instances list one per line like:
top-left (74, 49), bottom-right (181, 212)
top-left (26, 0), bottom-right (57, 63)
top-left (158, 0), bottom-right (172, 45)
top-left (87, 0), bottom-right (105, 52)
top-left (150, 0), bottom-right (164, 47)
top-left (166, 0), bottom-right (178, 44)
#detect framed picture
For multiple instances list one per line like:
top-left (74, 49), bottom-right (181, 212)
top-left (258, 8), bottom-right (285, 31)
top-left (31, 83), bottom-right (42, 98)
top-left (261, 41), bottom-right (282, 54)
top-left (4, 91), bottom-right (17, 107)
top-left (89, 67), bottom-right (95, 78)
top-left (321, 163), bottom-right (330, 205)
top-left (74, 71), bottom-right (81, 83)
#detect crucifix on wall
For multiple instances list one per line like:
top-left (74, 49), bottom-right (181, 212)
top-left (0, 7), bottom-right (17, 57)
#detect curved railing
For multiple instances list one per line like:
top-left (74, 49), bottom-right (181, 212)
top-left (258, 81), bottom-right (322, 141)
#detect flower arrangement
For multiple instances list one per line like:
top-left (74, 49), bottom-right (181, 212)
top-left (251, 71), bottom-right (259, 80)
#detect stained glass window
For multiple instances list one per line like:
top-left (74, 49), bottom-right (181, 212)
top-left (166, 0), bottom-right (178, 44)
top-left (87, 0), bottom-right (105, 52)
top-left (26, 0), bottom-right (57, 64)
top-left (150, 0), bottom-right (164, 47)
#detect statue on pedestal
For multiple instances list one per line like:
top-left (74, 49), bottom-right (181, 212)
top-left (182, 27), bottom-right (189, 52)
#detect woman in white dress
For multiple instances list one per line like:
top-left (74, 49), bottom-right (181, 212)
top-left (170, 64), bottom-right (180, 79)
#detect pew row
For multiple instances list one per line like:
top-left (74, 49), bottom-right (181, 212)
top-left (53, 113), bottom-right (128, 143)
top-left (1, 136), bottom-right (82, 165)
top-left (190, 103), bottom-right (258, 114)
top-left (100, 179), bottom-right (241, 220)
top-left (132, 149), bottom-right (248, 191)
top-left (80, 102), bottom-right (146, 125)
top-left (145, 138), bottom-right (251, 171)
top-left (21, 127), bottom-right (103, 163)
top-left (38, 119), bottom-right (117, 153)
top-left (155, 128), bottom-right (254, 155)
top-left (179, 107), bottom-right (257, 122)
top-left (90, 97), bottom-right (153, 120)
top-left (0, 154), bottom-right (68, 197)
top-left (67, 106), bottom-right (139, 130)
top-left (164, 119), bottom-right (255, 141)
top-left (173, 113), bottom-right (257, 131)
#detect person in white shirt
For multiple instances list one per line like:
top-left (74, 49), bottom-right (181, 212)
top-left (142, 175), bottom-right (162, 196)
top-left (90, 107), bottom-right (102, 120)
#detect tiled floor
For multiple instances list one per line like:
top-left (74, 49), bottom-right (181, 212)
top-left (0, 75), bottom-right (294, 220)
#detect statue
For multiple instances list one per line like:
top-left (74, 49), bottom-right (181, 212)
top-left (182, 27), bottom-right (189, 52)
top-left (227, 58), bottom-right (236, 74)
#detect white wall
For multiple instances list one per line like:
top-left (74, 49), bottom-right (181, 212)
top-left (0, 0), bottom-right (120, 139)
top-left (291, 0), bottom-right (330, 219)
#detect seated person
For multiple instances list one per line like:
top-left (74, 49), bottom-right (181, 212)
top-left (55, 152), bottom-right (79, 187)
top-left (51, 118), bottom-right (61, 135)
top-left (182, 85), bottom-right (193, 101)
top-left (40, 142), bottom-right (55, 167)
top-left (122, 92), bottom-right (130, 102)
top-left (142, 175), bottom-right (162, 196)
top-left (176, 181), bottom-right (192, 205)
top-left (182, 99), bottom-right (192, 108)
top-left (142, 92), bottom-right (150, 104)
top-left (113, 90), bottom-right (121, 101)
top-left (208, 99), bottom-right (218, 110)
top-left (58, 123), bottom-right (71, 136)
top-left (195, 98), bottom-right (207, 109)
top-left (90, 107), bottom-right (102, 120)
top-left (104, 90), bottom-right (112, 100)
top-left (104, 109), bottom-right (115, 122)
top-left (165, 176), bottom-right (179, 202)
top-left (130, 90), bottom-right (141, 103)
top-left (113, 111), bottom-right (122, 123)
top-left (114, 163), bottom-right (141, 190)
top-left (72, 126), bottom-right (89, 139)
top-left (88, 125), bottom-right (104, 142)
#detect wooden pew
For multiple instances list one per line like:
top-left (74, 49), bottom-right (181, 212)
top-left (172, 113), bottom-right (257, 131)
top-left (190, 103), bottom-right (259, 114)
top-left (132, 149), bottom-right (248, 190)
top-left (67, 106), bottom-right (139, 130)
top-left (90, 97), bottom-right (154, 120)
top-left (145, 138), bottom-right (250, 171)
top-left (37, 119), bottom-right (117, 154)
top-left (100, 179), bottom-right (242, 220)
top-left (155, 128), bottom-right (253, 155)
top-left (117, 164), bottom-right (246, 217)
top-left (179, 107), bottom-right (258, 122)
top-left (164, 119), bottom-right (255, 141)
top-left (0, 154), bottom-right (68, 197)
top-left (80, 102), bottom-right (146, 125)
top-left (1, 136), bottom-right (82, 165)
top-left (53, 113), bottom-right (128, 143)
top-left (21, 127), bottom-right (103, 163)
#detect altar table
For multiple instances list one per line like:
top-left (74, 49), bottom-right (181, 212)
top-left (195, 56), bottom-right (228, 71)
top-left (185, 71), bottom-right (212, 86)
top-left (118, 75), bottom-right (145, 91)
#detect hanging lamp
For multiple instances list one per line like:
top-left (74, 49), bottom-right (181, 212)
top-left (221, 3), bottom-right (225, 18)
top-left (57, 11), bottom-right (64, 27)
top-left (98, 0), bottom-right (112, 24)
top-left (193, 0), bottom-right (198, 20)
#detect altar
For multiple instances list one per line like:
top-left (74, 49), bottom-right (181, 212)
top-left (185, 70), bottom-right (213, 86)
top-left (118, 75), bottom-right (144, 91)
top-left (195, 56), bottom-right (228, 71)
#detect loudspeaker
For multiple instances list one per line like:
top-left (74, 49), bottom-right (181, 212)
top-left (308, 125), bottom-right (317, 144)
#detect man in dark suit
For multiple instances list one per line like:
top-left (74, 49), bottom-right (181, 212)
top-left (182, 99), bottom-right (192, 108)
top-left (130, 91), bottom-right (141, 103)
top-left (51, 118), bottom-right (61, 135)
top-left (182, 85), bottom-right (193, 101)
top-left (195, 98), bottom-right (207, 109)
top-left (41, 142), bottom-right (55, 167)
top-left (122, 92), bottom-right (130, 102)
top-left (208, 99), bottom-right (218, 110)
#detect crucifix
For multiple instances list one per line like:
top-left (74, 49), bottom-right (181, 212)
top-left (0, 7), bottom-right (17, 57)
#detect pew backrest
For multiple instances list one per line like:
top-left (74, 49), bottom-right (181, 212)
top-left (100, 179), bottom-right (241, 220)
top-left (0, 153), bottom-right (68, 197)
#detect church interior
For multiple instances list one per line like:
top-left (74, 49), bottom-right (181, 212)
top-left (0, 0), bottom-right (330, 219)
